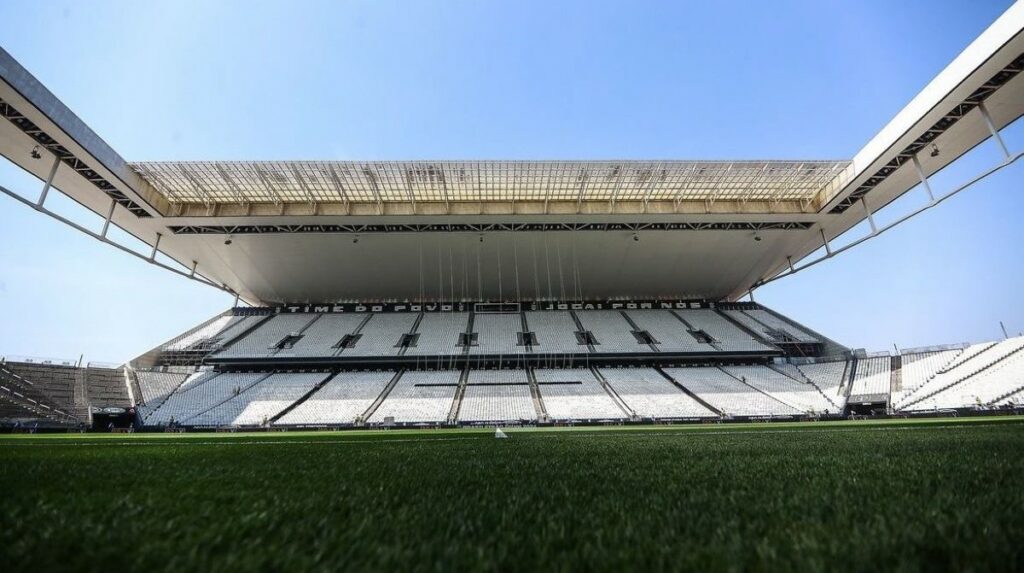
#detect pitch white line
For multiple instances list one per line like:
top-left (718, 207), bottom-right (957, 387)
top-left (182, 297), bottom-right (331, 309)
top-left (1, 421), bottom-right (1018, 448)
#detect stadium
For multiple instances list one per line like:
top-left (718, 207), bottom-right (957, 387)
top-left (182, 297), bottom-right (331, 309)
top-left (2, 2), bottom-right (1023, 570)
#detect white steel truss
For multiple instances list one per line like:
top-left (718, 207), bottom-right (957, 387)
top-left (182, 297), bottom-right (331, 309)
top-left (130, 160), bottom-right (850, 209)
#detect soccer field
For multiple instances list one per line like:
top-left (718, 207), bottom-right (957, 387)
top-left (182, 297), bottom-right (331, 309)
top-left (2, 418), bottom-right (1023, 572)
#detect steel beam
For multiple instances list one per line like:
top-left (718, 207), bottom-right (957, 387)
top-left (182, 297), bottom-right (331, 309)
top-left (0, 182), bottom-right (234, 296)
top-left (36, 155), bottom-right (60, 207)
top-left (149, 233), bottom-right (162, 261)
top-left (100, 200), bottom-right (116, 238)
top-left (911, 155), bottom-right (935, 202)
top-left (861, 198), bottom-right (877, 234)
top-left (756, 149), bottom-right (1024, 290)
top-left (978, 101), bottom-right (1011, 160)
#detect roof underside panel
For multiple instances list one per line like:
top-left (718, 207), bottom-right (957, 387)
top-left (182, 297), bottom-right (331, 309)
top-left (130, 160), bottom-right (850, 206)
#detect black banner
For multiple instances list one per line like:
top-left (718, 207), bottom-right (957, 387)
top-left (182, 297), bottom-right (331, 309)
top-left (261, 299), bottom-right (741, 314)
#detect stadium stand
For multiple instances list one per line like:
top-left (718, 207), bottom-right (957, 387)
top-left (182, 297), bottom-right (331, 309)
top-left (276, 370), bottom-right (395, 426)
top-left (923, 350), bottom-right (1024, 409)
top-left (404, 313), bottom-right (469, 357)
top-left (574, 311), bottom-right (644, 353)
top-left (343, 314), bottom-right (419, 357)
top-left (111, 333), bottom-right (1024, 428)
top-left (849, 356), bottom-right (892, 397)
top-left (144, 371), bottom-right (254, 426)
top-left (900, 337), bottom-right (1024, 410)
top-left (624, 310), bottom-right (706, 353)
top-left (524, 311), bottom-right (584, 354)
top-left (2, 362), bottom-right (89, 420)
top-left (534, 368), bottom-right (627, 421)
top-left (468, 313), bottom-right (525, 356)
top-left (681, 309), bottom-right (774, 353)
top-left (185, 372), bottom-right (330, 427)
top-left (598, 367), bottom-right (714, 419)
top-left (721, 365), bottom-right (837, 414)
top-left (663, 367), bottom-right (801, 417)
top-left (84, 367), bottom-right (130, 408)
top-left (0, 366), bottom-right (79, 427)
top-left (164, 314), bottom-right (262, 352)
top-left (216, 314), bottom-right (315, 359)
top-left (891, 349), bottom-right (962, 405)
top-left (790, 361), bottom-right (848, 411)
top-left (282, 314), bottom-right (366, 358)
top-left (457, 370), bottom-right (538, 423)
top-left (135, 370), bottom-right (189, 420)
top-left (368, 370), bottom-right (459, 424)
top-left (743, 309), bottom-right (819, 343)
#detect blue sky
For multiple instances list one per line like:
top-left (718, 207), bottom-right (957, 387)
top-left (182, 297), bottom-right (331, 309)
top-left (1, 0), bottom-right (1021, 363)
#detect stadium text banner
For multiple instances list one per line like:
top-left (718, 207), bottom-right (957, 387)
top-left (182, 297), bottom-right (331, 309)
top-left (269, 300), bottom-right (724, 314)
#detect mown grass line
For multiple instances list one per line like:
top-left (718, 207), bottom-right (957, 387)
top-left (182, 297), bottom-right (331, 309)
top-left (1, 415), bottom-right (1021, 445)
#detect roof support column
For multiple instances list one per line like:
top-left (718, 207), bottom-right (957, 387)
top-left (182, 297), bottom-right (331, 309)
top-left (820, 228), bottom-right (832, 257)
top-left (861, 198), bottom-right (877, 234)
top-left (149, 233), bottom-right (162, 261)
top-left (36, 155), bottom-right (60, 208)
top-left (100, 200), bottom-right (116, 238)
top-left (977, 101), bottom-right (1011, 160)
top-left (911, 155), bottom-right (935, 203)
top-left (189, 260), bottom-right (198, 278)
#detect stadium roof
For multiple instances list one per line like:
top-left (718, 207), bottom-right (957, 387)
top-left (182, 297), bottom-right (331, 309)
top-left (130, 160), bottom-right (851, 213)
top-left (1, 3), bottom-right (1023, 304)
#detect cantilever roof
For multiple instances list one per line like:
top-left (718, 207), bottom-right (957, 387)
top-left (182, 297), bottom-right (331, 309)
top-left (129, 160), bottom-right (851, 207)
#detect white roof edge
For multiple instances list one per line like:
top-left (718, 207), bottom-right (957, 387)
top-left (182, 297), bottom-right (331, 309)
top-left (849, 2), bottom-right (1024, 178)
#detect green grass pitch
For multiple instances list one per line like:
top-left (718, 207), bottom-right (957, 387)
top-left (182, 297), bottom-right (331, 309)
top-left (2, 417), bottom-right (1023, 572)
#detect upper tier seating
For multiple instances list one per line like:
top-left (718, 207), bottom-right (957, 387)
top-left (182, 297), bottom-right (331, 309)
top-left (624, 310), bottom-right (706, 353)
top-left (598, 367), bottom-right (713, 418)
top-left (743, 309), bottom-right (818, 342)
top-left (525, 311), bottom-right (584, 354)
top-left (217, 314), bottom-right (316, 359)
top-left (663, 367), bottom-right (801, 417)
top-left (282, 314), bottom-right (365, 357)
top-left (368, 370), bottom-right (459, 423)
top-left (468, 313), bottom-right (525, 356)
top-left (534, 368), bottom-right (626, 420)
top-left (342, 313), bottom-right (419, 357)
top-left (679, 309), bottom-right (774, 352)
top-left (208, 307), bottom-right (794, 362)
top-left (276, 371), bottom-right (395, 425)
top-left (457, 370), bottom-right (537, 423)
top-left (162, 314), bottom-right (263, 352)
top-left (404, 313), bottom-right (469, 356)
top-left (575, 311), bottom-right (644, 353)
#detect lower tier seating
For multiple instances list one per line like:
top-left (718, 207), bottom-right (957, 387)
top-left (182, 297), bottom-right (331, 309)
top-left (129, 335), bottom-right (1024, 427)
top-left (276, 371), bottom-right (395, 426)
top-left (598, 367), bottom-right (714, 419)
top-left (534, 368), bottom-right (627, 421)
